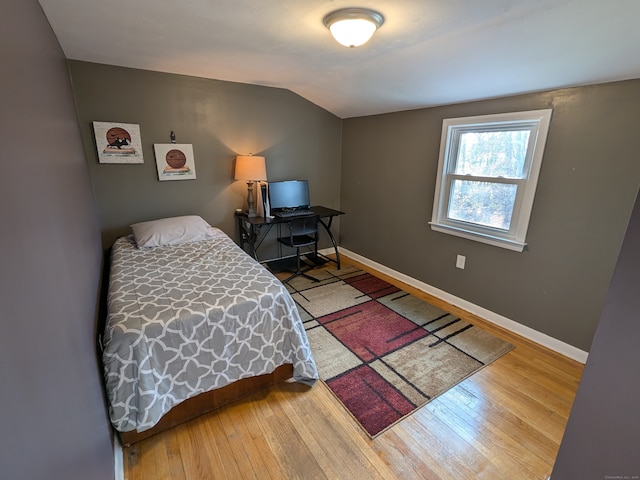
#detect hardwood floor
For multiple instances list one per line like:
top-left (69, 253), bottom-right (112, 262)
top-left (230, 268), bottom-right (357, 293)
top-left (124, 256), bottom-right (584, 480)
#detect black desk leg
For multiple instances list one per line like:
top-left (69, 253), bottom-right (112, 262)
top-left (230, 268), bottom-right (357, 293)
top-left (238, 219), bottom-right (258, 260)
top-left (318, 217), bottom-right (340, 269)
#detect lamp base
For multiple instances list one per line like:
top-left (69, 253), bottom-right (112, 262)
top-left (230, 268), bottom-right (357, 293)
top-left (246, 181), bottom-right (257, 218)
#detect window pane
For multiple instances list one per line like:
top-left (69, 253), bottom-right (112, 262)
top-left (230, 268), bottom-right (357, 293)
top-left (448, 180), bottom-right (517, 230)
top-left (455, 130), bottom-right (530, 178)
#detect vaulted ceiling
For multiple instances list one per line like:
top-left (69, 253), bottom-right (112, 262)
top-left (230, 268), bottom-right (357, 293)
top-left (39, 0), bottom-right (640, 118)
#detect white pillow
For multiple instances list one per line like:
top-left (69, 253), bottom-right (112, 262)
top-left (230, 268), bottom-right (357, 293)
top-left (130, 215), bottom-right (215, 248)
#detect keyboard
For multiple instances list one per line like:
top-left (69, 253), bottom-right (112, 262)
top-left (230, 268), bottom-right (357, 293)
top-left (274, 209), bottom-right (315, 218)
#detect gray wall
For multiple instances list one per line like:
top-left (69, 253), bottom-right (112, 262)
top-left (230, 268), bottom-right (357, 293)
top-left (0, 1), bottom-right (113, 479)
top-left (68, 61), bottom-right (342, 254)
top-left (341, 81), bottom-right (640, 351)
top-left (551, 190), bottom-right (640, 479)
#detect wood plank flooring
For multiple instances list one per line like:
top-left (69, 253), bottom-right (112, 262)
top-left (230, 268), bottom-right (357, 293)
top-left (124, 256), bottom-right (584, 480)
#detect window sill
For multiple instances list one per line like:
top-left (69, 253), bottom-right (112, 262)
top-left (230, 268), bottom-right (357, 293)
top-left (429, 222), bottom-right (526, 252)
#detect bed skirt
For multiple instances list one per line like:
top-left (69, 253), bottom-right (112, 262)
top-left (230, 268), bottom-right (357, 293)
top-left (119, 363), bottom-right (294, 446)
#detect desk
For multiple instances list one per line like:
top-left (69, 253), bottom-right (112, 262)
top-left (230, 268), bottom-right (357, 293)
top-left (236, 205), bottom-right (345, 269)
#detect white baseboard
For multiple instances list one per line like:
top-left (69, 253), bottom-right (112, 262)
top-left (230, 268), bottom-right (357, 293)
top-left (113, 430), bottom-right (124, 480)
top-left (339, 247), bottom-right (589, 364)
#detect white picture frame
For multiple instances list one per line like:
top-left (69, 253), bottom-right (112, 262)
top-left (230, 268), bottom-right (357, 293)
top-left (93, 121), bottom-right (144, 164)
top-left (154, 143), bottom-right (196, 181)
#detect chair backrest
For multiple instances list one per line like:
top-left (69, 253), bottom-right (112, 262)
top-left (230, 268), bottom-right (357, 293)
top-left (282, 215), bottom-right (319, 247)
top-left (287, 215), bottom-right (318, 236)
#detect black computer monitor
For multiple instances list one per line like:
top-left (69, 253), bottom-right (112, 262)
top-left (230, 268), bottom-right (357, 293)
top-left (268, 180), bottom-right (310, 212)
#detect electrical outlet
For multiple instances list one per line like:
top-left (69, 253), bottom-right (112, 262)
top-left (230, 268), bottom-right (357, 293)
top-left (456, 255), bottom-right (466, 269)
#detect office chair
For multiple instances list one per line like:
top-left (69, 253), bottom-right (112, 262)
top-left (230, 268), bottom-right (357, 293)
top-left (276, 215), bottom-right (320, 283)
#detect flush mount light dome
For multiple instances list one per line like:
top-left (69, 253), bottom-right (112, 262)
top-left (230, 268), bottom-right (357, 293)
top-left (323, 8), bottom-right (384, 48)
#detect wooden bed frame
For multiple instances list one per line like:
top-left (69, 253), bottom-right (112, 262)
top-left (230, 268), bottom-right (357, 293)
top-left (119, 363), bottom-right (294, 446)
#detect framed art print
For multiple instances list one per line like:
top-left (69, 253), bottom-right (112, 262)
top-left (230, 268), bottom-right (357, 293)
top-left (93, 121), bottom-right (144, 164)
top-left (154, 144), bottom-right (196, 181)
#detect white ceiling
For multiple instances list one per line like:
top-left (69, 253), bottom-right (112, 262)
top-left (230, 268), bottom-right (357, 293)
top-left (39, 0), bottom-right (640, 119)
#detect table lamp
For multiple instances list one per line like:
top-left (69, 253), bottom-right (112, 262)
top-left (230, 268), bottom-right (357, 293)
top-left (235, 155), bottom-right (267, 217)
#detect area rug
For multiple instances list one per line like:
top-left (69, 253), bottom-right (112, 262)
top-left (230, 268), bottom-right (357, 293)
top-left (278, 262), bottom-right (514, 438)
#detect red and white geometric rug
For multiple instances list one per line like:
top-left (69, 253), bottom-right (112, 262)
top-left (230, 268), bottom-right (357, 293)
top-left (282, 263), bottom-right (513, 438)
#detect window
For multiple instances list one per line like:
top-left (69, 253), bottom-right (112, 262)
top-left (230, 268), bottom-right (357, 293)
top-left (430, 109), bottom-right (552, 252)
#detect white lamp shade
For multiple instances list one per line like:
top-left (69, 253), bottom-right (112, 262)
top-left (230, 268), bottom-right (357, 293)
top-left (323, 8), bottom-right (384, 48)
top-left (329, 19), bottom-right (378, 47)
top-left (234, 155), bottom-right (267, 181)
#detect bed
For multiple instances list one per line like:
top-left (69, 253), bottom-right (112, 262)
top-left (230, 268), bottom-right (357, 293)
top-left (102, 215), bottom-right (318, 445)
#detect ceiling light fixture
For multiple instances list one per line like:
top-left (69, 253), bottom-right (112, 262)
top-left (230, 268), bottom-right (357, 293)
top-left (323, 8), bottom-right (384, 48)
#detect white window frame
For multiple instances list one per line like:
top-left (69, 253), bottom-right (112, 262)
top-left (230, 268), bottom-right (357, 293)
top-left (430, 109), bottom-right (552, 252)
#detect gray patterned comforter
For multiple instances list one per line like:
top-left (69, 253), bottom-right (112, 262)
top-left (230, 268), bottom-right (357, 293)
top-left (103, 228), bottom-right (318, 433)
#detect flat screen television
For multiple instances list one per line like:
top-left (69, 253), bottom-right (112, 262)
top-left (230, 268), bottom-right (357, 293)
top-left (268, 180), bottom-right (310, 213)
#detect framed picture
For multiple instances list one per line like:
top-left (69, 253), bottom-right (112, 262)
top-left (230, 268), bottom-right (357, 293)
top-left (154, 144), bottom-right (196, 181)
top-left (93, 121), bottom-right (144, 164)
